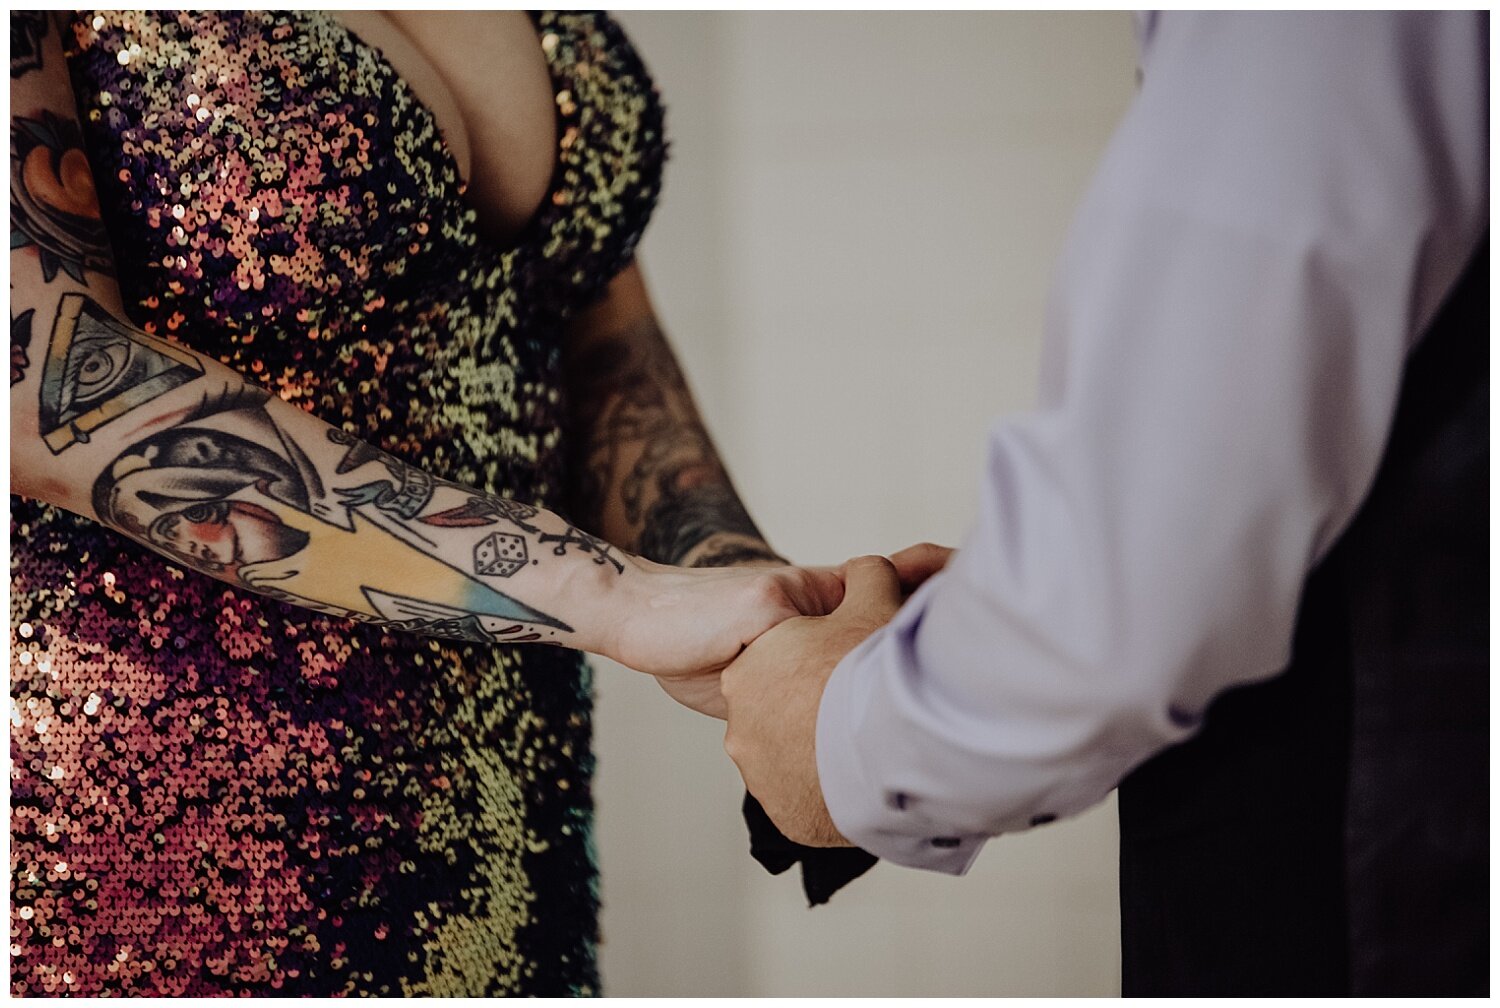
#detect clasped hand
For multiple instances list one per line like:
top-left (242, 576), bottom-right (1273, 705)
top-left (608, 558), bottom-right (846, 719)
top-left (612, 543), bottom-right (952, 846)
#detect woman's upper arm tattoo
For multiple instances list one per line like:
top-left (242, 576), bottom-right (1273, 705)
top-left (11, 110), bottom-right (114, 284)
top-left (11, 12), bottom-right (51, 79)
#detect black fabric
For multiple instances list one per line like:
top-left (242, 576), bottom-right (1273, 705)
top-left (743, 794), bottom-right (879, 906)
top-left (1118, 239), bottom-right (1489, 995)
top-left (1117, 561), bottom-right (1354, 995)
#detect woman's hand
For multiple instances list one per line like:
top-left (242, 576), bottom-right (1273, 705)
top-left (607, 558), bottom-right (845, 718)
top-left (609, 542), bottom-right (954, 720)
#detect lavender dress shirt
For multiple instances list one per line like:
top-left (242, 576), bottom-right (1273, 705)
top-left (815, 11), bottom-right (1489, 873)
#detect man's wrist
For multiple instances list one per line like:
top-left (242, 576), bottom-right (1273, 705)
top-left (815, 588), bottom-right (986, 875)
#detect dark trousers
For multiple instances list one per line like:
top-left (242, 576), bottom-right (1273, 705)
top-left (1117, 241), bottom-right (1489, 996)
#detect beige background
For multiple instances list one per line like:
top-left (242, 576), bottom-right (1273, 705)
top-left (593, 12), bottom-right (1139, 997)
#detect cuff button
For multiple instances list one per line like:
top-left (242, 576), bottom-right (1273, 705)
top-left (1029, 814), bottom-right (1057, 827)
top-left (930, 836), bottom-right (962, 849)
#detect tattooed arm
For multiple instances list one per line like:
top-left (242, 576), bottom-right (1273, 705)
top-left (563, 264), bottom-right (785, 570)
top-left (9, 14), bottom-right (841, 694)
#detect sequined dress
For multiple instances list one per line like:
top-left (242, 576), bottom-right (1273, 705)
top-left (10, 11), bottom-right (665, 996)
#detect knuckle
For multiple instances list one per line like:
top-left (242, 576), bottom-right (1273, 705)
top-left (855, 554), bottom-right (898, 576)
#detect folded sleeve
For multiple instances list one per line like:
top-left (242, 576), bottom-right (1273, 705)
top-left (816, 11), bottom-right (1488, 872)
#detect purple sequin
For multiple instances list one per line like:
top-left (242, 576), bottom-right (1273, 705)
top-left (12, 11), bottom-right (665, 996)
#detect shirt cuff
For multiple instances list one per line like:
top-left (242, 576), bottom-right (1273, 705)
top-left (815, 579), bottom-right (988, 876)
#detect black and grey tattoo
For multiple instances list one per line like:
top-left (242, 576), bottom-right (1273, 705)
top-left (12, 112), bottom-right (114, 283)
top-left (538, 525), bottom-right (626, 574)
top-left (688, 540), bottom-right (785, 570)
top-left (633, 472), bottom-right (762, 565)
top-left (565, 319), bottom-right (768, 566)
top-left (11, 12), bottom-right (49, 79)
top-left (12, 307), bottom-right (34, 385)
top-left (473, 531), bottom-right (529, 577)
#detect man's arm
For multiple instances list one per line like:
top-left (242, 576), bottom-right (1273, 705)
top-left (726, 12), bottom-right (1488, 868)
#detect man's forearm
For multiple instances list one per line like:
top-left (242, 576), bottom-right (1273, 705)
top-left (813, 11), bottom-right (1488, 871)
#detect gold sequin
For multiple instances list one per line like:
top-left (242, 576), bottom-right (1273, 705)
top-left (14, 10), bottom-right (665, 997)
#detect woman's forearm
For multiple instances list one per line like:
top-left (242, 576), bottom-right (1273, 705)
top-left (11, 286), bottom-right (851, 686)
top-left (9, 29), bottom-right (638, 656)
top-left (12, 290), bottom-right (642, 655)
top-left (10, 24), bottom-right (843, 693)
top-left (562, 265), bottom-right (783, 568)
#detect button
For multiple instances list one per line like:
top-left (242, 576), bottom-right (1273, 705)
top-left (1167, 705), bottom-right (1201, 729)
top-left (930, 836), bottom-right (962, 849)
top-left (1029, 814), bottom-right (1057, 827)
top-left (885, 791), bottom-right (909, 811)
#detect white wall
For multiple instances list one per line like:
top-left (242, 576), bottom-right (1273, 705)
top-left (594, 13), bottom-right (1139, 996)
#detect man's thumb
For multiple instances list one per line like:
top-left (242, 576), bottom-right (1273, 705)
top-left (837, 555), bottom-right (904, 619)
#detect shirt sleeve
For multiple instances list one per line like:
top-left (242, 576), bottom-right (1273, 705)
top-left (815, 11), bottom-right (1489, 873)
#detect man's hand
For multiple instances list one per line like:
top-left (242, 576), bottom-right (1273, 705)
top-left (887, 541), bottom-right (954, 593)
top-left (641, 541), bottom-right (951, 720)
top-left (611, 559), bottom-right (845, 718)
top-left (721, 554), bottom-right (907, 847)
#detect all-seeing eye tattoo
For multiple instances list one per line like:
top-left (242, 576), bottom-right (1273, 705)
top-left (38, 293), bottom-right (202, 452)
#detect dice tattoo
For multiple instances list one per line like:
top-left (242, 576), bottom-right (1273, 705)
top-left (473, 531), bottom-right (529, 578)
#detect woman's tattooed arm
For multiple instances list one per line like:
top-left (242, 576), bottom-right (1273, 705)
top-left (10, 15), bottom-right (839, 682)
top-left (17, 289), bottom-right (633, 648)
top-left (7, 17), bottom-right (625, 653)
top-left (563, 264), bottom-right (784, 568)
top-left (11, 13), bottom-right (115, 285)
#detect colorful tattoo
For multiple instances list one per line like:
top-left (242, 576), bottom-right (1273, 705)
top-left (11, 111), bottom-right (113, 283)
top-left (61, 320), bottom-right (591, 645)
top-left (38, 293), bottom-right (202, 451)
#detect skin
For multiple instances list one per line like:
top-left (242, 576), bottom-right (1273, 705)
top-left (10, 13), bottom-right (838, 696)
top-left (328, 11), bottom-right (558, 244)
top-left (722, 544), bottom-right (955, 846)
